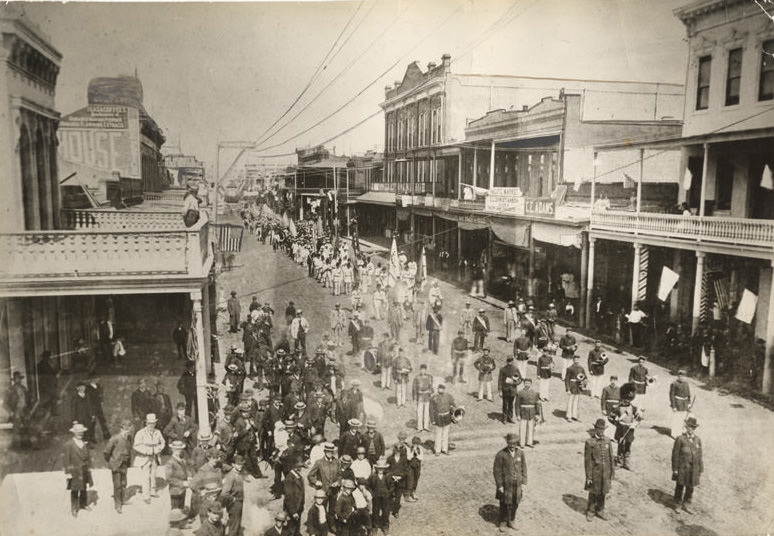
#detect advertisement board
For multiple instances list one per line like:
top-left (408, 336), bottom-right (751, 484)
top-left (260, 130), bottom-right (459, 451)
top-left (58, 105), bottom-right (141, 179)
top-left (485, 187), bottom-right (525, 215)
top-left (524, 197), bottom-right (556, 218)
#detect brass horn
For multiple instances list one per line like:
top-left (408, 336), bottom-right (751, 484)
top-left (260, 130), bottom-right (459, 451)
top-left (576, 372), bottom-right (588, 390)
top-left (647, 376), bottom-right (658, 385)
top-left (451, 406), bottom-right (466, 424)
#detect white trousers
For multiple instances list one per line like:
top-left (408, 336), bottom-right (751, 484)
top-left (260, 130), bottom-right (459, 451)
top-left (538, 378), bottom-right (550, 400)
top-left (669, 410), bottom-right (688, 437)
top-left (560, 358), bottom-right (572, 380)
top-left (416, 401), bottom-right (430, 430)
top-left (396, 382), bottom-right (407, 406)
top-left (518, 418), bottom-right (535, 446)
top-left (516, 360), bottom-right (527, 378)
top-left (566, 394), bottom-right (580, 420)
top-left (435, 424), bottom-right (450, 454)
top-left (589, 375), bottom-right (603, 398)
top-left (478, 380), bottom-right (493, 400)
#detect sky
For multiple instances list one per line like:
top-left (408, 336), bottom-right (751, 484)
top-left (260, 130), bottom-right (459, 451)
top-left (16, 0), bottom-right (689, 174)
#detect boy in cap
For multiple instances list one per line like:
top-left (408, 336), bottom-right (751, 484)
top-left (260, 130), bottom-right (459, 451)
top-left (407, 436), bottom-right (423, 501)
top-left (104, 419), bottom-right (133, 513)
top-left (195, 500), bottom-right (224, 536)
top-left (368, 459), bottom-right (394, 535)
top-left (334, 479), bottom-right (357, 535)
top-left (306, 489), bottom-right (330, 536)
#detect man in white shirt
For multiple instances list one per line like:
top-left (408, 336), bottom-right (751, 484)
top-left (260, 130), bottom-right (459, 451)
top-left (625, 304), bottom-right (647, 347)
top-left (351, 446), bottom-right (372, 481)
top-left (133, 413), bottom-right (165, 503)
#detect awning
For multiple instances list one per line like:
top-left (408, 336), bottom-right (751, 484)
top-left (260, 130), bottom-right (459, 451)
top-left (458, 220), bottom-right (488, 231)
top-left (491, 218), bottom-right (530, 248)
top-left (412, 207), bottom-right (434, 217)
top-left (532, 222), bottom-right (584, 248)
top-left (356, 191), bottom-right (396, 206)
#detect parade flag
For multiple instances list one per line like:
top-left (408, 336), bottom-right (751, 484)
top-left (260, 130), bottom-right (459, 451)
top-left (416, 246), bottom-right (427, 290)
top-left (682, 167), bottom-right (693, 190)
top-left (387, 236), bottom-right (400, 288)
top-left (735, 289), bottom-right (758, 324)
top-left (623, 172), bottom-right (636, 189)
top-left (713, 278), bottom-right (730, 309)
top-left (288, 218), bottom-right (297, 237)
top-left (761, 164), bottom-right (773, 190)
top-left (657, 266), bottom-right (680, 301)
top-left (213, 224), bottom-right (244, 252)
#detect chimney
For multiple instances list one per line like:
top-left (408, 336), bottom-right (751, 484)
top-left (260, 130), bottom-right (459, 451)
top-left (385, 85), bottom-right (392, 96)
top-left (427, 61), bottom-right (437, 71)
top-left (441, 53), bottom-right (451, 69)
top-left (522, 105), bottom-right (529, 111)
top-left (394, 80), bottom-right (401, 89)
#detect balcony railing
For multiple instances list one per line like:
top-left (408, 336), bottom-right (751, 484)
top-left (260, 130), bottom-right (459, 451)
top-left (62, 209), bottom-right (184, 231)
top-left (369, 182), bottom-right (433, 194)
top-left (591, 210), bottom-right (774, 250)
top-left (0, 212), bottom-right (210, 280)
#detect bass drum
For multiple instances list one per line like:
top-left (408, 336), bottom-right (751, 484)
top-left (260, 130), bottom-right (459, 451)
top-left (363, 348), bottom-right (379, 373)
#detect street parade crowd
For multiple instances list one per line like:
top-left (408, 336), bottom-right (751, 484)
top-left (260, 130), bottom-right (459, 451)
top-left (41, 212), bottom-right (705, 536)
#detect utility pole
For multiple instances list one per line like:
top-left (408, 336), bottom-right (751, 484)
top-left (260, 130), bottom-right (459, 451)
top-left (214, 141), bottom-right (255, 224)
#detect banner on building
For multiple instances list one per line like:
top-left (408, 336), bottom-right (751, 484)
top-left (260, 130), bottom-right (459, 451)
top-left (735, 289), bottom-right (757, 324)
top-left (213, 224), bottom-right (244, 252)
top-left (657, 266), bottom-right (680, 301)
top-left (485, 187), bottom-right (525, 215)
top-left (524, 198), bottom-right (556, 218)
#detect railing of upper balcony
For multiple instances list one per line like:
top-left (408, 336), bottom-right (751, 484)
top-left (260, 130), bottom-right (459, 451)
top-left (591, 210), bottom-right (774, 249)
top-left (369, 182), bottom-right (434, 194)
top-left (61, 209), bottom-right (183, 230)
top-left (0, 212), bottom-right (210, 279)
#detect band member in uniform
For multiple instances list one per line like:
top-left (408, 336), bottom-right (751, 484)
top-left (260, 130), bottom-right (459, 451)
top-left (668, 369), bottom-right (692, 438)
top-left (459, 300), bottom-right (475, 344)
top-left (671, 416), bottom-right (703, 514)
top-left (609, 383), bottom-right (642, 470)
top-left (474, 348), bottom-right (497, 402)
top-left (498, 357), bottom-right (522, 424)
top-left (413, 297), bottom-right (428, 343)
top-left (628, 356), bottom-right (650, 409)
top-left (392, 348), bottom-right (412, 408)
top-left (412, 364), bottom-right (434, 432)
top-left (426, 306), bottom-right (443, 355)
top-left (378, 335), bottom-right (395, 391)
top-left (587, 340), bottom-right (608, 399)
top-left (451, 330), bottom-right (468, 384)
top-left (473, 309), bottom-right (490, 351)
top-left (584, 418), bottom-right (615, 522)
top-left (536, 350), bottom-right (554, 402)
top-left (493, 433), bottom-right (527, 532)
top-left (565, 356), bottom-right (586, 422)
top-left (429, 384), bottom-right (455, 456)
top-left (330, 304), bottom-right (347, 347)
top-left (515, 379), bottom-right (543, 448)
top-left (512, 329), bottom-right (532, 379)
top-left (600, 376), bottom-right (621, 417)
top-left (504, 301), bottom-right (518, 343)
top-left (558, 330), bottom-right (578, 380)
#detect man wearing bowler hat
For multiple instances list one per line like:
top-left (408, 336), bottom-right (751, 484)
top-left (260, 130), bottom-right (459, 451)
top-left (104, 419), bottom-right (133, 513)
top-left (584, 418), bottom-right (614, 522)
top-left (493, 433), bottom-right (528, 532)
top-left (671, 416), bottom-right (703, 514)
top-left (227, 291), bottom-right (241, 333)
top-left (133, 413), bottom-right (166, 503)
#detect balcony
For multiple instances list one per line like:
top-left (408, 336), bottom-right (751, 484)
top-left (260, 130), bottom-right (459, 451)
top-left (369, 182), bottom-right (433, 195)
top-left (0, 211), bottom-right (212, 297)
top-left (591, 210), bottom-right (774, 257)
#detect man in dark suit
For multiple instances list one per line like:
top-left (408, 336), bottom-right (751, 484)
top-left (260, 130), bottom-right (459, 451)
top-left (493, 433), bottom-right (528, 532)
top-left (104, 420), bottom-right (133, 513)
top-left (671, 416), bottom-right (703, 514)
top-left (227, 291), bottom-right (241, 333)
top-left (172, 322), bottom-right (188, 360)
top-left (265, 511), bottom-right (289, 536)
top-left (426, 306), bottom-right (443, 355)
top-left (283, 457), bottom-right (305, 535)
top-left (585, 418), bottom-right (615, 522)
top-left (497, 357), bottom-right (521, 424)
top-left (71, 381), bottom-right (96, 443)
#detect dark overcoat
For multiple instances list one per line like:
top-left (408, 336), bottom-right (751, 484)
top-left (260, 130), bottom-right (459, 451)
top-left (492, 447), bottom-right (527, 505)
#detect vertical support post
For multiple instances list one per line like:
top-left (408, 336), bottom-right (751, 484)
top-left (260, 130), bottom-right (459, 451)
top-left (691, 251), bottom-right (705, 333)
top-left (591, 151), bottom-right (598, 208)
top-left (763, 261), bottom-right (774, 394)
top-left (631, 243), bottom-right (641, 309)
top-left (202, 284), bottom-right (212, 373)
top-left (431, 215), bottom-right (437, 272)
top-left (346, 169), bottom-right (351, 237)
top-left (457, 226), bottom-right (463, 278)
top-left (457, 151), bottom-right (462, 200)
top-left (580, 233), bottom-right (589, 327)
top-left (670, 249), bottom-right (682, 321)
top-left (333, 166), bottom-right (339, 240)
top-left (473, 148), bottom-right (478, 190)
top-left (489, 140), bottom-right (495, 191)
top-left (636, 148), bottom-right (644, 215)
top-left (585, 237), bottom-right (596, 329)
top-left (213, 144), bottom-right (220, 224)
top-left (191, 293), bottom-right (211, 436)
top-left (699, 143), bottom-right (709, 217)
top-left (528, 232), bottom-right (535, 297)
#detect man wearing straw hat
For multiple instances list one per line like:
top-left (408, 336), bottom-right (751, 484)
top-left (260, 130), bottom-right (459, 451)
top-left (133, 412), bottom-right (166, 503)
top-left (104, 419), bottom-right (133, 513)
top-left (166, 508), bottom-right (188, 536)
top-left (492, 433), bottom-right (528, 532)
top-left (671, 416), bottom-right (703, 514)
top-left (166, 440), bottom-right (191, 510)
top-left (63, 422), bottom-right (93, 518)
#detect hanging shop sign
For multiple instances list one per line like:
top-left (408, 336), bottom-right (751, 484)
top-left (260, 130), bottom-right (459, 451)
top-left (485, 187), bottom-right (525, 215)
top-left (524, 197), bottom-right (556, 218)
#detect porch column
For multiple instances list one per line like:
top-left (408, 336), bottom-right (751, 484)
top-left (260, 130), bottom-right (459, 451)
top-left (691, 251), bottom-right (705, 333)
top-left (763, 262), bottom-right (774, 394)
top-left (527, 233), bottom-right (535, 297)
top-left (457, 152), bottom-right (462, 200)
top-left (585, 237), bottom-right (596, 329)
top-left (432, 215), bottom-right (437, 271)
top-left (191, 292), bottom-right (211, 436)
top-left (489, 140), bottom-right (495, 190)
top-left (202, 283), bottom-right (212, 373)
top-left (699, 143), bottom-right (709, 216)
top-left (580, 233), bottom-right (589, 327)
top-left (457, 226), bottom-right (463, 280)
top-left (670, 250), bottom-right (682, 321)
top-left (631, 243), bottom-right (641, 308)
top-left (473, 148), bottom-right (478, 189)
top-left (636, 149), bottom-right (644, 214)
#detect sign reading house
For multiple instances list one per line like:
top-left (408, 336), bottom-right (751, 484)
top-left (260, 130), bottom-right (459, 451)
top-left (524, 197), bottom-right (556, 218)
top-left (485, 187), bottom-right (525, 215)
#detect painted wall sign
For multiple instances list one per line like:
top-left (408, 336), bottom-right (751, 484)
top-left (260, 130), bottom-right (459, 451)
top-left (485, 187), bottom-right (525, 215)
top-left (524, 197), bottom-right (555, 217)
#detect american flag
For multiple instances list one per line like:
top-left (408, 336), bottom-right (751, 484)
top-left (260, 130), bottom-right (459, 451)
top-left (214, 224), bottom-right (244, 252)
top-left (713, 278), bottom-right (730, 309)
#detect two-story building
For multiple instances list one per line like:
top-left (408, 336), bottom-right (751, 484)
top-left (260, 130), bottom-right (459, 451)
top-left (590, 0), bottom-right (774, 392)
top-left (0, 11), bottom-right (216, 433)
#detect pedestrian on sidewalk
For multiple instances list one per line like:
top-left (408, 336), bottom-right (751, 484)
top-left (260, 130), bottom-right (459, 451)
top-left (165, 440), bottom-right (191, 510)
top-left (71, 381), bottom-right (97, 443)
top-left (104, 419), bottom-right (133, 513)
top-left (584, 419), bottom-right (614, 522)
top-left (64, 422), bottom-right (93, 518)
top-left (671, 416), bottom-right (703, 514)
top-left (5, 370), bottom-right (30, 449)
top-left (177, 362), bottom-right (197, 419)
top-left (86, 375), bottom-right (110, 441)
top-left (474, 348), bottom-right (496, 402)
top-left (493, 433), bottom-right (527, 532)
top-left (227, 291), bottom-right (241, 333)
top-left (133, 413), bottom-right (166, 503)
top-left (412, 364), bottom-right (433, 431)
top-left (306, 488), bottom-right (330, 536)
top-left (172, 322), bottom-right (188, 360)
top-left (152, 381), bottom-right (173, 432)
top-left (451, 330), bottom-right (468, 384)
